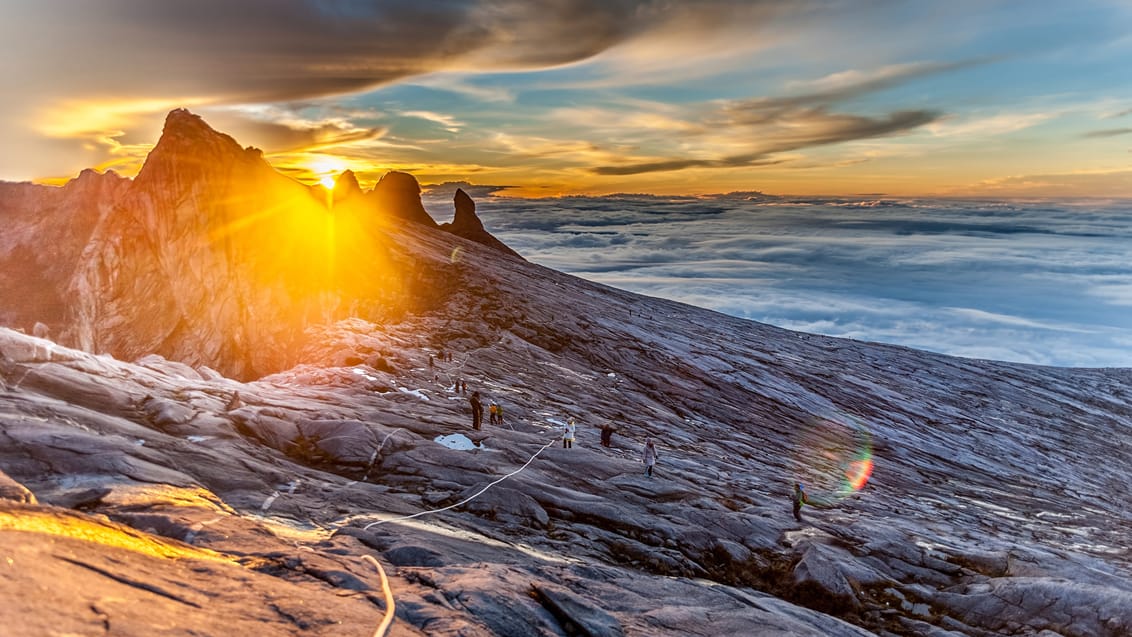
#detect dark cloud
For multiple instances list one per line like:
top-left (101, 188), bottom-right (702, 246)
top-left (8, 0), bottom-right (803, 104)
top-left (587, 58), bottom-right (977, 176)
top-left (593, 157), bottom-right (786, 176)
top-left (1082, 127), bottom-right (1132, 138)
top-left (593, 109), bottom-right (941, 175)
top-left (725, 59), bottom-right (979, 123)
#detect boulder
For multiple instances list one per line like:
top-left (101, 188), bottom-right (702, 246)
top-left (0, 470), bottom-right (36, 504)
top-left (295, 419), bottom-right (380, 466)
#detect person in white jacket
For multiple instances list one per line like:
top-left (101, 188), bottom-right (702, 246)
top-left (643, 438), bottom-right (658, 477)
top-left (563, 418), bottom-right (576, 449)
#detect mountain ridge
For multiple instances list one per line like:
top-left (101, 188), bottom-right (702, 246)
top-left (1, 109), bottom-right (516, 379)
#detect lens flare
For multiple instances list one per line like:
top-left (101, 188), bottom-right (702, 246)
top-left (792, 412), bottom-right (874, 505)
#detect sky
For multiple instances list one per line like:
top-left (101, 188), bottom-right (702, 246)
top-left (3, 0), bottom-right (1132, 196)
top-left (419, 192), bottom-right (1132, 368)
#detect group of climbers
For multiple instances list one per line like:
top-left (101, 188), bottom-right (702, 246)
top-left (456, 352), bottom-right (812, 521)
top-left (467, 391), bottom-right (507, 431)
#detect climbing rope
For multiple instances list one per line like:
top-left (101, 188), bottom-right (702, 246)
top-left (361, 432), bottom-right (560, 530)
top-left (361, 554), bottom-right (396, 637)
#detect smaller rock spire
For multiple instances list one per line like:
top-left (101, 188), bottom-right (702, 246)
top-left (439, 188), bottom-right (523, 259)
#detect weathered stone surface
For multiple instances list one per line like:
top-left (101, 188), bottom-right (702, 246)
top-left (455, 483), bottom-right (550, 528)
top-left (295, 418), bottom-right (380, 465)
top-left (385, 545), bottom-right (447, 567)
top-left (933, 578), bottom-right (1132, 636)
top-left (0, 503), bottom-right (382, 636)
top-left (0, 168), bottom-right (129, 337)
top-left (532, 583), bottom-right (625, 637)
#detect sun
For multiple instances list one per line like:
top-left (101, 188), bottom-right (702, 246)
top-left (320, 174), bottom-right (337, 190)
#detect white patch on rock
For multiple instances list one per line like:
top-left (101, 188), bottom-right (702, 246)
top-left (435, 433), bottom-right (481, 451)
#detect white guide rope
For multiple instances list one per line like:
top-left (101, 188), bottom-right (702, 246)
top-left (361, 432), bottom-right (560, 531)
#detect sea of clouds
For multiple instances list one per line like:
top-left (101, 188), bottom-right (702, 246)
top-left (423, 191), bottom-right (1132, 368)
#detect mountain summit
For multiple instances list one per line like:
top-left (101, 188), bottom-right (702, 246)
top-left (1, 110), bottom-right (515, 379)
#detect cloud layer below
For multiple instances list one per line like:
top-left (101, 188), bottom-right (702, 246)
top-left (421, 192), bottom-right (1132, 368)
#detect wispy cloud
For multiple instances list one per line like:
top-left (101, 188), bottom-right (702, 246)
top-left (576, 59), bottom-right (987, 176)
top-left (400, 110), bottom-right (464, 133)
top-left (963, 168), bottom-right (1132, 197)
top-left (782, 60), bottom-right (983, 101)
top-left (591, 107), bottom-right (941, 175)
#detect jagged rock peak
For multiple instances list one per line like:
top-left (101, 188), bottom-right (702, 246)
top-left (334, 170), bottom-right (363, 199)
top-left (134, 110), bottom-right (256, 186)
top-left (368, 170), bottom-right (437, 227)
top-left (159, 109), bottom-right (242, 152)
top-left (372, 170), bottom-right (422, 196)
top-left (439, 188), bottom-right (523, 260)
top-left (66, 168), bottom-right (128, 192)
top-left (452, 188), bottom-right (486, 233)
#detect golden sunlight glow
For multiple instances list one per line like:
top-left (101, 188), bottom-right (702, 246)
top-left (305, 154), bottom-right (350, 189)
top-left (35, 97), bottom-right (214, 139)
top-left (0, 506), bottom-right (232, 563)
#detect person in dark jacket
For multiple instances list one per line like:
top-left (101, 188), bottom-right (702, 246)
top-left (600, 422), bottom-right (615, 447)
top-left (793, 483), bottom-right (808, 522)
top-left (470, 391), bottom-right (484, 430)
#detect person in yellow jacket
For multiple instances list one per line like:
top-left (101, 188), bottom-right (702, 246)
top-left (793, 483), bottom-right (809, 522)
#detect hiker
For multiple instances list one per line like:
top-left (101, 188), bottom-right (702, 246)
top-left (600, 422), bottom-right (615, 447)
top-left (793, 483), bottom-right (808, 522)
top-left (643, 438), bottom-right (658, 476)
top-left (470, 391), bottom-right (484, 430)
top-left (429, 354), bottom-right (434, 368)
top-left (563, 418), bottom-right (576, 449)
top-left (496, 403), bottom-right (505, 426)
top-left (489, 402), bottom-right (499, 425)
